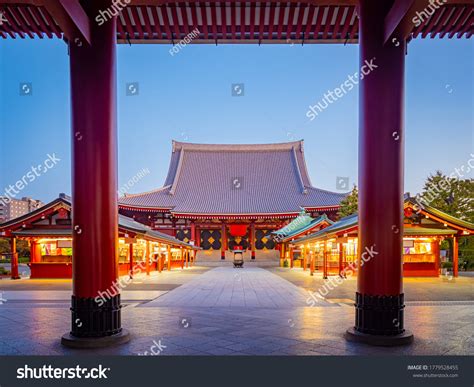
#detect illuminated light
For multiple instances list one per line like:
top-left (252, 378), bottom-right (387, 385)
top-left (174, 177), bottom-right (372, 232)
top-left (425, 215), bottom-right (429, 219)
top-left (443, 223), bottom-right (447, 227)
top-left (463, 230), bottom-right (469, 235)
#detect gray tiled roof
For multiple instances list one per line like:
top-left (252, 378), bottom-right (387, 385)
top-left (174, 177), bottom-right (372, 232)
top-left (119, 140), bottom-right (347, 215)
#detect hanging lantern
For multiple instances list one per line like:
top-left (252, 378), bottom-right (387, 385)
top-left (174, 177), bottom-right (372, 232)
top-left (229, 224), bottom-right (248, 237)
top-left (404, 207), bottom-right (414, 218)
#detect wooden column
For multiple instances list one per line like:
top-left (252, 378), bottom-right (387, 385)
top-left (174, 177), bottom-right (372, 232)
top-left (145, 241), bottom-right (150, 275)
top-left (302, 246), bottom-right (307, 271)
top-left (129, 243), bottom-right (134, 279)
top-left (323, 241), bottom-right (328, 279)
top-left (250, 223), bottom-right (256, 260)
top-left (346, 0), bottom-right (412, 345)
top-left (221, 224), bottom-right (227, 260)
top-left (181, 247), bottom-right (184, 269)
top-left (10, 237), bottom-right (19, 280)
top-left (196, 227), bottom-right (201, 247)
top-left (167, 245), bottom-right (172, 271)
top-left (338, 243), bottom-right (344, 278)
top-left (62, 0), bottom-right (127, 349)
top-left (185, 250), bottom-right (189, 268)
top-left (453, 236), bottom-right (459, 277)
top-left (190, 222), bottom-right (196, 244)
top-left (289, 246), bottom-right (294, 268)
top-left (310, 251), bottom-right (314, 276)
top-left (158, 243), bottom-right (163, 273)
top-left (432, 239), bottom-right (440, 275)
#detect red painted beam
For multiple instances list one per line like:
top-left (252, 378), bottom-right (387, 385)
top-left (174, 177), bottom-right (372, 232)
top-left (294, 3), bottom-right (307, 39)
top-left (340, 6), bottom-right (356, 39)
top-left (322, 5), bottom-right (335, 39)
top-left (268, 2), bottom-right (276, 39)
top-left (12, 6), bottom-right (37, 38)
top-left (47, 0), bottom-right (91, 44)
top-left (439, 5), bottom-right (464, 38)
top-left (430, 6), bottom-right (455, 37)
top-left (139, 5), bottom-right (153, 38)
top-left (240, 1), bottom-right (245, 39)
top-left (230, 1), bottom-right (236, 39)
top-left (303, 4), bottom-right (316, 38)
top-left (19, 5), bottom-right (45, 38)
top-left (210, 2), bottom-right (218, 39)
top-left (29, 6), bottom-right (53, 38)
top-left (456, 9), bottom-right (474, 36)
top-left (332, 5), bottom-right (345, 39)
top-left (313, 6), bottom-right (325, 40)
top-left (276, 1), bottom-right (285, 39)
top-left (130, 6), bottom-right (144, 39)
top-left (199, 1), bottom-right (209, 39)
top-left (181, 3), bottom-right (191, 35)
top-left (169, 3), bottom-right (182, 38)
top-left (286, 2), bottom-right (297, 39)
top-left (249, 2), bottom-right (256, 39)
top-left (121, 6), bottom-right (136, 39)
top-left (4, 6), bottom-right (28, 38)
top-left (448, 7), bottom-right (472, 37)
top-left (220, 1), bottom-right (226, 37)
top-left (421, 6), bottom-right (443, 37)
top-left (160, 4), bottom-right (173, 40)
top-left (190, 1), bottom-right (199, 35)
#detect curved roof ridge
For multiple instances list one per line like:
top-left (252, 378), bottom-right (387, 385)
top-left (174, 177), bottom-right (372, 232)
top-left (172, 139), bottom-right (304, 152)
top-left (305, 185), bottom-right (349, 196)
top-left (120, 185), bottom-right (171, 198)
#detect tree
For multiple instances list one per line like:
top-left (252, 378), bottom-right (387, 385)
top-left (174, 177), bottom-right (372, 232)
top-left (338, 185), bottom-right (358, 218)
top-left (418, 170), bottom-right (474, 223)
top-left (418, 171), bottom-right (474, 270)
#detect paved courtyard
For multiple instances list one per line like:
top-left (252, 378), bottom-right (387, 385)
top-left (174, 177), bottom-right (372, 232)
top-left (0, 266), bottom-right (472, 356)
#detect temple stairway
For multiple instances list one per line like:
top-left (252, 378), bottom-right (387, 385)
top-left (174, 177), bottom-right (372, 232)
top-left (195, 249), bottom-right (280, 267)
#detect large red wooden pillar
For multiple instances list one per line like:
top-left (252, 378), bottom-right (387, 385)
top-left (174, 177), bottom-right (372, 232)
top-left (145, 241), bottom-right (150, 275)
top-left (453, 236), bottom-right (459, 277)
top-left (62, 0), bottom-right (129, 347)
top-left (346, 0), bottom-right (413, 346)
top-left (128, 243), bottom-right (134, 279)
top-left (10, 237), bottom-right (19, 280)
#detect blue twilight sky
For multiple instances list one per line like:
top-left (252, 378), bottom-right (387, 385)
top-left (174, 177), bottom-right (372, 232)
top-left (0, 37), bottom-right (473, 204)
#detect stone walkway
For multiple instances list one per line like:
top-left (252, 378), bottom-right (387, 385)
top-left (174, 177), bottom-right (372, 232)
top-left (0, 267), bottom-right (472, 356)
top-left (143, 267), bottom-right (332, 308)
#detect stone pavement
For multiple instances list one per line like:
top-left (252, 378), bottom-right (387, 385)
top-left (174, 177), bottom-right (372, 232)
top-left (0, 267), bottom-right (472, 356)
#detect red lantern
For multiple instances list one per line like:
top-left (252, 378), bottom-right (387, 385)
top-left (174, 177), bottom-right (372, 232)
top-left (57, 208), bottom-right (68, 219)
top-left (229, 224), bottom-right (248, 237)
top-left (404, 207), bottom-right (413, 218)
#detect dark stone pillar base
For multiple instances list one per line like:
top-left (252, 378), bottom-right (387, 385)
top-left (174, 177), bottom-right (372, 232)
top-left (345, 327), bottom-right (413, 347)
top-left (61, 329), bottom-right (130, 349)
top-left (61, 294), bottom-right (129, 348)
top-left (345, 292), bottom-right (414, 346)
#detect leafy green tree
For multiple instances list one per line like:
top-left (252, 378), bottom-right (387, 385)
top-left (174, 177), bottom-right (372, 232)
top-left (418, 171), bottom-right (474, 270)
top-left (338, 185), bottom-right (358, 218)
top-left (418, 170), bottom-right (474, 222)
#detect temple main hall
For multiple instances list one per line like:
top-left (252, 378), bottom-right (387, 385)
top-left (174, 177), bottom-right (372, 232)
top-left (118, 140), bottom-right (347, 261)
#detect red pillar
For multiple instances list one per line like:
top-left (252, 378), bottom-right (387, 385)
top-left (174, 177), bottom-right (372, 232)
top-left (289, 246), bottom-right (294, 268)
top-left (323, 242), bottom-right (328, 279)
top-left (453, 236), bottom-right (459, 278)
top-left (221, 224), bottom-right (226, 260)
top-left (338, 243), bottom-right (344, 278)
top-left (145, 241), bottom-right (150, 275)
top-left (346, 0), bottom-right (413, 345)
top-left (129, 243), bottom-right (134, 279)
top-left (62, 0), bottom-right (129, 347)
top-left (310, 251), bottom-right (314, 276)
top-left (250, 223), bottom-right (256, 260)
top-left (10, 237), bottom-right (19, 280)
top-left (196, 227), bottom-right (201, 247)
top-left (190, 222), bottom-right (196, 244)
top-left (167, 245), bottom-right (172, 271)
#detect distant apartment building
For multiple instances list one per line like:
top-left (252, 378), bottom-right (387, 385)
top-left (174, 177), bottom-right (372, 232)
top-left (0, 197), bottom-right (44, 223)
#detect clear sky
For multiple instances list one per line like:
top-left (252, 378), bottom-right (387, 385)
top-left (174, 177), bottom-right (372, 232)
top-left (0, 37), bottom-right (473, 204)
